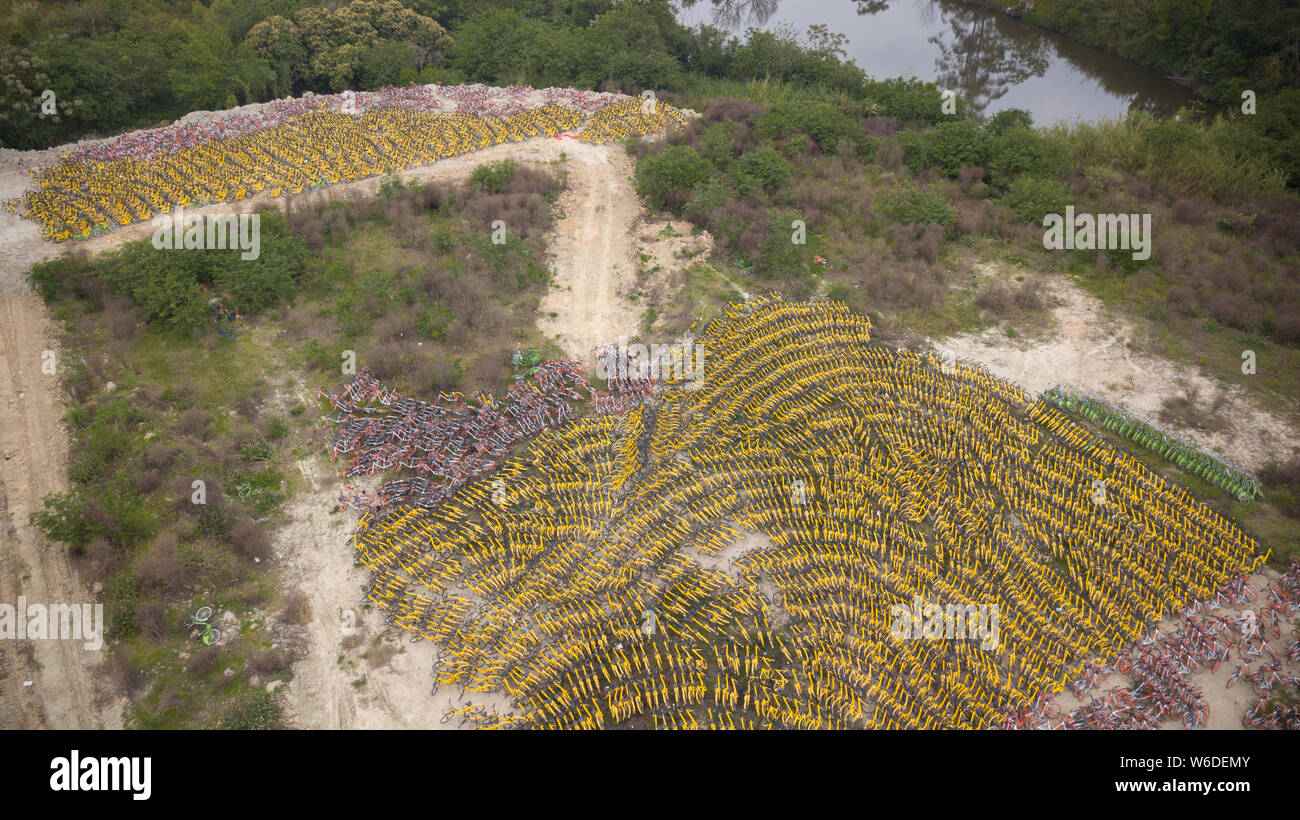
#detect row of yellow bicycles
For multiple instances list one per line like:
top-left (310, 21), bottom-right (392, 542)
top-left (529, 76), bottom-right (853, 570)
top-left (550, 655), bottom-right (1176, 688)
top-left (345, 295), bottom-right (1265, 729)
top-left (8, 95), bottom-right (691, 242)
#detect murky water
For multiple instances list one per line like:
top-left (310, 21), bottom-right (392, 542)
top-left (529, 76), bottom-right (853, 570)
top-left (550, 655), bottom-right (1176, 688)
top-left (676, 0), bottom-right (1199, 123)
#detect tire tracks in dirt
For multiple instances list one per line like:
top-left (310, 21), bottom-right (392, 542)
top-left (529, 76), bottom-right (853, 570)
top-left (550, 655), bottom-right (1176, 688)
top-left (0, 292), bottom-right (122, 729)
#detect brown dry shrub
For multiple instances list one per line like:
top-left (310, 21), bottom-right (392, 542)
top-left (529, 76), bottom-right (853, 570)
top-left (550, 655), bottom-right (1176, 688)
top-left (886, 224), bottom-right (942, 263)
top-left (229, 518), bottom-right (271, 562)
top-left (281, 591), bottom-right (311, 625)
top-left (1166, 285), bottom-right (1197, 315)
top-left (1208, 257), bottom-right (1249, 292)
top-left (975, 281), bottom-right (1016, 318)
top-left (113, 644), bottom-right (148, 695)
top-left (134, 467), bottom-right (165, 495)
top-left (1261, 455), bottom-right (1300, 487)
top-left (1206, 291), bottom-right (1259, 331)
top-left (178, 407), bottom-right (212, 438)
top-left (79, 536), bottom-right (122, 579)
top-left (136, 532), bottom-right (187, 597)
top-left (789, 178), bottom-right (837, 222)
top-left (429, 355), bottom-right (463, 390)
top-left (1014, 279), bottom-right (1044, 311)
top-left (862, 116), bottom-right (900, 138)
top-left (298, 212), bottom-right (325, 250)
top-left (463, 343), bottom-right (512, 389)
top-left (142, 443), bottom-right (178, 470)
top-left (957, 166), bottom-right (985, 193)
top-left (1273, 310), bottom-right (1300, 346)
top-left (185, 646), bottom-right (221, 677)
top-left (955, 200), bottom-right (989, 234)
top-left (103, 297), bottom-right (140, 342)
top-left (134, 599), bottom-right (170, 642)
top-left (364, 340), bottom-right (407, 382)
top-left (372, 313), bottom-right (417, 343)
top-left (1171, 198), bottom-right (1210, 224)
top-left (245, 648), bottom-right (290, 678)
top-left (706, 98), bottom-right (764, 124)
top-left (876, 143), bottom-right (903, 170)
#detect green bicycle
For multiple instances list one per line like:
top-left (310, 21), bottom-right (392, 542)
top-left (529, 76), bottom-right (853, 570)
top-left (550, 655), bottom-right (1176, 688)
top-left (185, 606), bottom-right (222, 646)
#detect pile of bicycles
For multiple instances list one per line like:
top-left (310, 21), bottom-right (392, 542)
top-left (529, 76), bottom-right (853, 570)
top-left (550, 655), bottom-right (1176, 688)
top-left (319, 363), bottom-right (592, 512)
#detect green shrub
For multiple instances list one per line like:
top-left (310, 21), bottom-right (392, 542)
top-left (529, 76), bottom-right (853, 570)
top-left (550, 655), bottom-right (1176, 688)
top-left (417, 303), bottom-right (455, 340)
top-left (241, 442), bottom-right (274, 463)
top-left (634, 146), bottom-right (714, 213)
top-left (897, 120), bottom-right (990, 178)
top-left (301, 339), bottom-right (333, 372)
top-left (863, 78), bottom-right (968, 125)
top-left (30, 489), bottom-right (107, 552)
top-left (728, 148), bottom-right (794, 195)
top-left (606, 52), bottom-right (682, 91)
top-left (984, 108), bottom-right (1035, 137)
top-left (987, 127), bottom-right (1070, 189)
top-left (877, 184), bottom-right (957, 233)
top-left (684, 179), bottom-right (732, 224)
top-left (752, 210), bottom-right (812, 291)
top-left (233, 467), bottom-right (286, 516)
top-left (100, 487), bottom-right (157, 548)
top-left (753, 101), bottom-right (858, 152)
top-left (1240, 89), bottom-right (1300, 188)
top-left (1139, 119), bottom-right (1200, 165)
top-left (1000, 174), bottom-right (1072, 223)
top-left (65, 212), bottom-right (307, 333)
top-left (470, 160), bottom-right (518, 193)
top-left (104, 573), bottom-right (140, 638)
top-left (699, 122), bottom-right (740, 170)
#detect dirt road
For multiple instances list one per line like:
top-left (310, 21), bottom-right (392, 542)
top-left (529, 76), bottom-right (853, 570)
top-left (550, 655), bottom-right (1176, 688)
top-left (537, 140), bottom-right (644, 359)
top-left (0, 294), bottom-right (123, 729)
top-left (0, 144), bottom-right (123, 728)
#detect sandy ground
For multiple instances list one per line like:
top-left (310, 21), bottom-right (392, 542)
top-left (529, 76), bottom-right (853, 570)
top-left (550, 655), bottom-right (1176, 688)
top-left (0, 293), bottom-right (124, 729)
top-left (1049, 565), bottom-right (1298, 730)
top-left (933, 271), bottom-right (1300, 473)
top-left (0, 135), bottom-right (128, 728)
top-left (536, 141), bottom-right (645, 359)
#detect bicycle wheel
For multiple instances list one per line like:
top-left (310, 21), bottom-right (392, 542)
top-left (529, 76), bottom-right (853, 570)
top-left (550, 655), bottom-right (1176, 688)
top-left (195, 606), bottom-right (213, 623)
top-left (1116, 658), bottom-right (1132, 675)
top-left (204, 627), bottom-right (222, 646)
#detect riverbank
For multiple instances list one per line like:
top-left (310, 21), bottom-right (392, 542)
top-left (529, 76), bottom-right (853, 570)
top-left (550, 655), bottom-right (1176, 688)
top-left (960, 0), bottom-right (1299, 107)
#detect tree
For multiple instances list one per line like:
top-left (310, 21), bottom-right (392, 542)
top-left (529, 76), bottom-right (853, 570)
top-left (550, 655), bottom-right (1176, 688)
top-left (243, 0), bottom-right (450, 92)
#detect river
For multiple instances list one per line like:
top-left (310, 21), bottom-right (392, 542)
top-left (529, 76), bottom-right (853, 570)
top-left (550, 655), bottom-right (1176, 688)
top-left (675, 0), bottom-right (1200, 123)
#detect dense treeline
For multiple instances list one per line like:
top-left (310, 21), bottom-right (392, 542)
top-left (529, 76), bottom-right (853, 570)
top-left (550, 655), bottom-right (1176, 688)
top-left (0, 0), bottom-right (867, 148)
top-left (4, 0), bottom-right (1298, 191)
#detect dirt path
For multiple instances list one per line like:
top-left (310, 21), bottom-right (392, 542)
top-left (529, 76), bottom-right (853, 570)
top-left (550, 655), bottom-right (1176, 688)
top-left (0, 150), bottom-right (126, 728)
top-left (0, 292), bottom-right (123, 729)
top-left (934, 272), bottom-right (1300, 472)
top-left (537, 140), bottom-right (644, 358)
